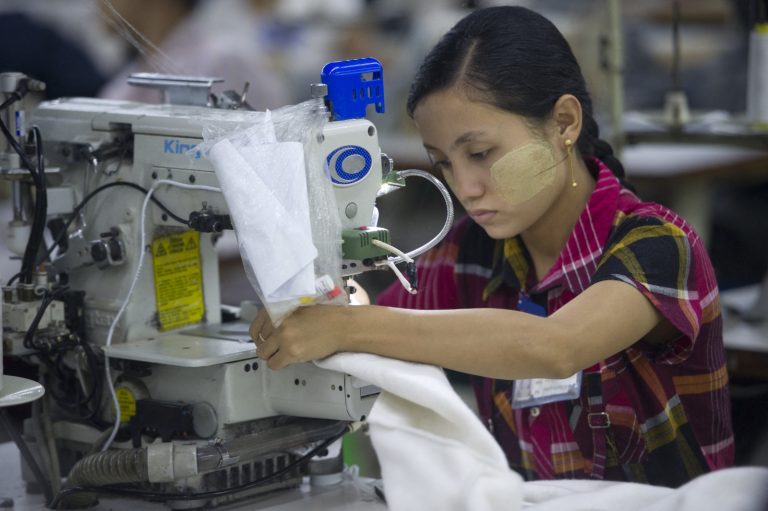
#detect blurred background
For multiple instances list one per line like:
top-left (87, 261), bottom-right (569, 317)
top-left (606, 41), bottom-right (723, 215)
top-left (2, 0), bottom-right (768, 474)
top-left (0, 0), bottom-right (764, 293)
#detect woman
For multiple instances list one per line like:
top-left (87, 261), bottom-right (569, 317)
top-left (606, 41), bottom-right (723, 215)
top-left (251, 6), bottom-right (733, 486)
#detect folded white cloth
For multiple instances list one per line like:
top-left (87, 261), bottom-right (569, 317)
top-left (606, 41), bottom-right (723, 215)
top-left (317, 353), bottom-right (768, 511)
top-left (209, 137), bottom-right (317, 302)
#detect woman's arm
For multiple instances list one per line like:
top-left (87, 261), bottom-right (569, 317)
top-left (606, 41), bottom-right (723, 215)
top-left (251, 279), bottom-right (665, 379)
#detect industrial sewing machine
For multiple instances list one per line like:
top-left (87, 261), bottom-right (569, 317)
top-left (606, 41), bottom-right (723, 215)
top-left (0, 59), bottom-right (451, 508)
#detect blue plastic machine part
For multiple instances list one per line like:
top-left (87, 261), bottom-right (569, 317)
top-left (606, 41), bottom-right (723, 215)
top-left (321, 57), bottom-right (385, 121)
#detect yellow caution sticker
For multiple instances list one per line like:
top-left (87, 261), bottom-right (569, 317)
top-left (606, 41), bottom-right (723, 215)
top-left (116, 387), bottom-right (136, 423)
top-left (152, 230), bottom-right (205, 331)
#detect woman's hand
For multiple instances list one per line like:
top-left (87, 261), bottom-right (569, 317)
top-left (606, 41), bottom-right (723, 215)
top-left (249, 305), bottom-right (349, 370)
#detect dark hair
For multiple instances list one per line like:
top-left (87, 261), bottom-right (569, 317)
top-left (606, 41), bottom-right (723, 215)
top-left (406, 6), bottom-right (625, 180)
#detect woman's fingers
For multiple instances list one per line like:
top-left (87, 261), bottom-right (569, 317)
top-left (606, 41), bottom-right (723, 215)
top-left (257, 335), bottom-right (280, 361)
top-left (250, 305), bottom-right (347, 368)
top-left (249, 308), bottom-right (275, 347)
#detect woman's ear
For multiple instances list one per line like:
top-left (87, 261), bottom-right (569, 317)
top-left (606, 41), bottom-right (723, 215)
top-left (552, 94), bottom-right (582, 146)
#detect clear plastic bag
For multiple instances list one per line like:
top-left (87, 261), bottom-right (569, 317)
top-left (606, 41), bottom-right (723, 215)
top-left (201, 100), bottom-right (345, 326)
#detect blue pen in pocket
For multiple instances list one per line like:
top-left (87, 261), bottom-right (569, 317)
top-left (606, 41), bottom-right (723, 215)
top-left (517, 292), bottom-right (546, 317)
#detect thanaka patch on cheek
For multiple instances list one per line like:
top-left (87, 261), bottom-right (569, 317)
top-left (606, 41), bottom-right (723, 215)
top-left (490, 140), bottom-right (556, 205)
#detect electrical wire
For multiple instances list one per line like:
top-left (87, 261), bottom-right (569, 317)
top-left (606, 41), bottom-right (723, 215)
top-left (383, 169), bottom-right (454, 265)
top-left (46, 181), bottom-right (189, 260)
top-left (5, 271), bottom-right (22, 286)
top-left (371, 238), bottom-right (414, 264)
top-left (22, 286), bottom-right (69, 351)
top-left (1, 94), bottom-right (19, 111)
top-left (0, 106), bottom-right (47, 285)
top-left (371, 239), bottom-right (416, 294)
top-left (27, 127), bottom-right (48, 275)
top-left (20, 282), bottom-right (104, 421)
top-left (384, 259), bottom-right (416, 295)
top-left (101, 180), bottom-right (221, 452)
top-left (366, 170), bottom-right (453, 294)
top-left (40, 339), bottom-right (104, 422)
top-left (51, 421), bottom-right (349, 508)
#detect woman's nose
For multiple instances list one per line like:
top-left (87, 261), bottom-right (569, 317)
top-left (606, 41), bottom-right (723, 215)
top-left (450, 166), bottom-right (485, 203)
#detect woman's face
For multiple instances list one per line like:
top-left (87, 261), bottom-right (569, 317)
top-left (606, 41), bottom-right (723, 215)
top-left (413, 87), bottom-right (567, 240)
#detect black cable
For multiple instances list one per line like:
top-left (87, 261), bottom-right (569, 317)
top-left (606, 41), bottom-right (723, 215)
top-left (0, 119), bottom-right (36, 180)
top-left (75, 341), bottom-right (104, 421)
top-left (0, 409), bottom-right (54, 506)
top-left (0, 78), bottom-right (31, 111)
top-left (0, 109), bottom-right (46, 285)
top-left (42, 181), bottom-right (189, 264)
top-left (42, 347), bottom-right (102, 419)
top-left (22, 286), bottom-right (68, 351)
top-left (19, 282), bottom-right (103, 422)
top-left (32, 348), bottom-right (105, 426)
top-left (23, 127), bottom-right (48, 283)
top-left (50, 426), bottom-right (349, 508)
top-left (0, 94), bottom-right (20, 111)
top-left (2, 103), bottom-right (187, 286)
top-left (6, 271), bottom-right (22, 286)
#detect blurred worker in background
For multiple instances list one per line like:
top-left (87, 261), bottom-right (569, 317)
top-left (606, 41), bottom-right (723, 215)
top-left (0, 6), bottom-right (107, 99)
top-left (98, 0), bottom-right (290, 110)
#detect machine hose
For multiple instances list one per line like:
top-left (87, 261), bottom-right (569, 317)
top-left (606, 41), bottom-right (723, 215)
top-left (66, 447), bottom-right (149, 486)
top-left (56, 448), bottom-right (148, 508)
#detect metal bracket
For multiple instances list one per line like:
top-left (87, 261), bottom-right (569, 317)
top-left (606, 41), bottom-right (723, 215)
top-left (127, 73), bottom-right (224, 106)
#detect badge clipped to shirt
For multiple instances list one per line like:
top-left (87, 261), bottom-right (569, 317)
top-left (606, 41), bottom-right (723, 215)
top-left (511, 293), bottom-right (583, 410)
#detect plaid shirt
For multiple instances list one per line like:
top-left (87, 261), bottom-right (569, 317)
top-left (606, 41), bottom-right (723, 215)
top-left (377, 160), bottom-right (733, 487)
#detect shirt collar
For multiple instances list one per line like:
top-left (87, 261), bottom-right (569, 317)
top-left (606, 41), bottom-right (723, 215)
top-left (483, 160), bottom-right (622, 299)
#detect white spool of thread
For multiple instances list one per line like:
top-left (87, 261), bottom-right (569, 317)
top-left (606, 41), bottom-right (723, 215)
top-left (747, 23), bottom-right (768, 128)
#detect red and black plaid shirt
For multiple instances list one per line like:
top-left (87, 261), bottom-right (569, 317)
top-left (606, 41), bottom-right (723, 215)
top-left (378, 160), bottom-right (733, 487)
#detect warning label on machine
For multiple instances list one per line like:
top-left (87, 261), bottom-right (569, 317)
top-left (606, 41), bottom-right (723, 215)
top-left (116, 387), bottom-right (136, 423)
top-left (151, 230), bottom-right (205, 331)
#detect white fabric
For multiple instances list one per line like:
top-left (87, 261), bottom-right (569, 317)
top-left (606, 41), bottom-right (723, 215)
top-left (317, 353), bottom-right (768, 511)
top-left (317, 353), bottom-right (524, 511)
top-left (209, 137), bottom-right (317, 302)
top-left (522, 467), bottom-right (768, 510)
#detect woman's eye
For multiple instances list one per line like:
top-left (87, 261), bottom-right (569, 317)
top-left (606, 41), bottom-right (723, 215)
top-left (469, 150), bottom-right (490, 160)
top-left (432, 160), bottom-right (451, 173)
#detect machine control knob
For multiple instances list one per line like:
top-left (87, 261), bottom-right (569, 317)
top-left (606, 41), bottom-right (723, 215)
top-left (90, 242), bottom-right (107, 263)
top-left (89, 228), bottom-right (125, 269)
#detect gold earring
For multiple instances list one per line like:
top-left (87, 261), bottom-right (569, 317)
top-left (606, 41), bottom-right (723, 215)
top-left (565, 139), bottom-right (577, 188)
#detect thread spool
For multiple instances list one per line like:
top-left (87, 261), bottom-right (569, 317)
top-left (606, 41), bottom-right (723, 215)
top-left (747, 23), bottom-right (768, 129)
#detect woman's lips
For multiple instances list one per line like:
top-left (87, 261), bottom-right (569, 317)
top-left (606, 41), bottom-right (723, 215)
top-left (468, 209), bottom-right (497, 223)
